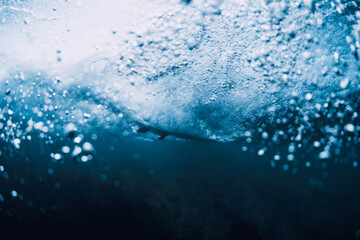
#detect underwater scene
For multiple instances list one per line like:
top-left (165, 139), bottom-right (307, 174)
top-left (0, 0), bottom-right (360, 239)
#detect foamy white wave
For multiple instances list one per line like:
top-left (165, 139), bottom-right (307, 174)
top-left (0, 0), bottom-right (359, 143)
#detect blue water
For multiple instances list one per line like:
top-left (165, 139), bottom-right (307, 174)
top-left (1, 0), bottom-right (360, 239)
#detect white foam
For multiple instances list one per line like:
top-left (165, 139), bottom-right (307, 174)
top-left (0, 0), bottom-right (359, 141)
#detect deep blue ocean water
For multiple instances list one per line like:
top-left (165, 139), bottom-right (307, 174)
top-left (1, 132), bottom-right (360, 239)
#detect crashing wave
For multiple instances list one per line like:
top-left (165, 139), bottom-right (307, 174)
top-left (0, 0), bottom-right (359, 164)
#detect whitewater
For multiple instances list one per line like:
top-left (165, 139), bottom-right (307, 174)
top-left (0, 0), bottom-right (359, 151)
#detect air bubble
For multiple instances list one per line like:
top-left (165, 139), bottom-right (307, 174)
top-left (319, 150), bottom-right (330, 159)
top-left (345, 124), bottom-right (355, 132)
top-left (61, 146), bottom-right (71, 154)
top-left (72, 146), bottom-right (82, 157)
top-left (10, 191), bottom-right (18, 198)
top-left (83, 142), bottom-right (94, 152)
top-left (257, 149), bottom-right (265, 156)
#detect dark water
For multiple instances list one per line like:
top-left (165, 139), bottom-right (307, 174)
top-left (1, 131), bottom-right (359, 240)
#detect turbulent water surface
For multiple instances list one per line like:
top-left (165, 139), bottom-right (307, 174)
top-left (1, 0), bottom-right (360, 141)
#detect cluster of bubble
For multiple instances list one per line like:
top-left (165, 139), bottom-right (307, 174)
top-left (85, 0), bottom-right (360, 142)
top-left (0, 73), bottom-right (98, 215)
top-left (0, 0), bottom-right (359, 170)
top-left (241, 89), bottom-right (360, 175)
top-left (0, 72), bottom-right (96, 162)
